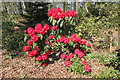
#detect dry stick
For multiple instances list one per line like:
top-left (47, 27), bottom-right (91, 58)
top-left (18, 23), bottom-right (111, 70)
top-left (109, 29), bottom-right (113, 52)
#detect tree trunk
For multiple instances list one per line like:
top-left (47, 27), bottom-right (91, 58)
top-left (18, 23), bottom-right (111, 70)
top-left (18, 2), bottom-right (23, 15)
top-left (75, 0), bottom-right (79, 12)
top-left (2, 2), bottom-right (8, 15)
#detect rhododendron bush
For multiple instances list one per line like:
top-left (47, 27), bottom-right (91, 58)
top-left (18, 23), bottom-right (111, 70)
top-left (23, 8), bottom-right (92, 74)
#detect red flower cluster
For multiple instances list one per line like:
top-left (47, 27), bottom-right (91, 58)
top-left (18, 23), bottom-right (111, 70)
top-left (35, 49), bottom-right (51, 62)
top-left (47, 8), bottom-right (76, 20)
top-left (31, 34), bottom-right (39, 42)
top-left (35, 24), bottom-right (50, 35)
top-left (64, 61), bottom-right (72, 67)
top-left (65, 10), bottom-right (76, 17)
top-left (45, 50), bottom-right (52, 55)
top-left (34, 46), bottom-right (39, 50)
top-left (74, 49), bottom-right (84, 58)
top-left (60, 53), bottom-right (74, 61)
top-left (27, 27), bottom-right (35, 36)
top-left (36, 53), bottom-right (48, 61)
top-left (60, 53), bottom-right (74, 67)
top-left (57, 36), bottom-right (70, 44)
top-left (27, 40), bottom-right (33, 46)
top-left (28, 50), bottom-right (38, 57)
top-left (60, 48), bottom-right (91, 72)
top-left (23, 46), bottom-right (30, 51)
top-left (48, 35), bottom-right (54, 39)
top-left (84, 65), bottom-right (91, 72)
top-left (50, 26), bottom-right (58, 30)
top-left (70, 34), bottom-right (81, 43)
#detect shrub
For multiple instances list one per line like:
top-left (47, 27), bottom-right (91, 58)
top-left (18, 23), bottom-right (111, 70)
top-left (94, 67), bottom-right (119, 79)
top-left (105, 50), bottom-right (120, 71)
top-left (23, 8), bottom-right (92, 74)
top-left (2, 21), bottom-right (24, 51)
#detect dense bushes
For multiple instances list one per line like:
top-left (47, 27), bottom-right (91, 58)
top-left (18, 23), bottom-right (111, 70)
top-left (2, 21), bottom-right (24, 51)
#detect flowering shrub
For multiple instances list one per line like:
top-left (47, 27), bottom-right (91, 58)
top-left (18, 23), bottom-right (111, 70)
top-left (23, 8), bottom-right (92, 74)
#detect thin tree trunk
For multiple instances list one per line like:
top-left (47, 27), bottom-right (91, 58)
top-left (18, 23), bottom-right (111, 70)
top-left (18, 2), bottom-right (23, 15)
top-left (2, 2), bottom-right (8, 15)
top-left (76, 0), bottom-right (79, 12)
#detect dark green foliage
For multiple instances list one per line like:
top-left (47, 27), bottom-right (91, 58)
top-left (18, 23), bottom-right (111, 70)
top-left (2, 21), bottom-right (24, 51)
top-left (106, 49), bottom-right (120, 71)
top-left (18, 2), bottom-right (50, 30)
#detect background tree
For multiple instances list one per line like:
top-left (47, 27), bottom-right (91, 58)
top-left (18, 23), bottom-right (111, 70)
top-left (18, 2), bottom-right (50, 30)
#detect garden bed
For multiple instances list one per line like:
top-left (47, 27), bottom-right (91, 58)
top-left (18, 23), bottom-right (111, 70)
top-left (1, 50), bottom-right (107, 78)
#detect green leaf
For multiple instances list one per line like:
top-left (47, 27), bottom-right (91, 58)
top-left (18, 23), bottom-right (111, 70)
top-left (24, 36), bottom-right (27, 42)
top-left (25, 52), bottom-right (28, 55)
top-left (69, 17), bottom-right (72, 21)
top-left (52, 19), bottom-right (57, 26)
top-left (70, 58), bottom-right (74, 61)
top-left (57, 19), bottom-right (62, 24)
top-left (33, 42), bottom-right (37, 48)
top-left (37, 34), bottom-right (43, 40)
top-left (36, 61), bottom-right (39, 64)
top-left (60, 20), bottom-right (64, 27)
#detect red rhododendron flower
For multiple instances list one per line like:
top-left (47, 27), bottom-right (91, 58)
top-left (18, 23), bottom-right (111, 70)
top-left (74, 49), bottom-right (80, 55)
top-left (28, 50), bottom-right (38, 57)
top-left (35, 24), bottom-right (42, 33)
top-left (47, 11), bottom-right (52, 17)
top-left (87, 43), bottom-right (91, 47)
top-left (47, 8), bottom-right (55, 17)
top-left (59, 36), bottom-right (65, 42)
top-left (41, 62), bottom-right (48, 67)
top-left (45, 50), bottom-right (52, 55)
top-left (71, 37), bottom-right (78, 42)
top-left (23, 46), bottom-right (30, 51)
top-left (68, 10), bottom-right (76, 17)
top-left (84, 65), bottom-right (91, 72)
top-left (60, 54), bottom-right (67, 59)
top-left (82, 49), bottom-right (86, 53)
top-left (27, 40), bottom-right (33, 46)
top-left (50, 26), bottom-right (58, 30)
top-left (59, 12), bottom-right (66, 19)
top-left (76, 37), bottom-right (81, 42)
top-left (31, 34), bottom-right (39, 42)
top-left (52, 12), bottom-right (59, 20)
top-left (27, 27), bottom-right (35, 36)
top-left (77, 51), bottom-right (84, 58)
top-left (82, 60), bottom-right (87, 65)
top-left (23, 30), bottom-right (27, 33)
top-left (41, 54), bottom-right (48, 60)
top-left (36, 55), bottom-right (42, 61)
top-left (68, 53), bottom-right (74, 58)
top-left (48, 35), bottom-right (54, 39)
top-left (43, 24), bottom-right (50, 31)
top-left (56, 39), bottom-right (60, 42)
top-left (80, 40), bottom-right (87, 45)
top-left (34, 46), bottom-right (39, 50)
top-left (45, 40), bottom-right (50, 44)
top-left (55, 8), bottom-right (62, 13)
top-left (39, 28), bottom-right (46, 35)
top-left (71, 34), bottom-right (76, 38)
top-left (65, 10), bottom-right (70, 16)
top-left (64, 38), bottom-right (70, 44)
top-left (66, 53), bottom-right (74, 60)
top-left (64, 61), bottom-right (72, 67)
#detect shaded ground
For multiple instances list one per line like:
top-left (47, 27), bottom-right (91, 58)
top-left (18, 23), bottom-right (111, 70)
top-left (1, 49), bottom-right (107, 78)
